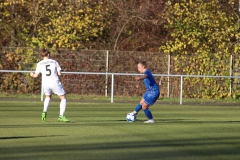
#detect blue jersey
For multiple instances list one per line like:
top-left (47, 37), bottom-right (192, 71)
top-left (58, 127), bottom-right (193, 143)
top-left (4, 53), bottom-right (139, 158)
top-left (143, 70), bottom-right (159, 92)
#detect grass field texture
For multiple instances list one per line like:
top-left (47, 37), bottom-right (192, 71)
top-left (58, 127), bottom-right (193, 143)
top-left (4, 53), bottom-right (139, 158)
top-left (0, 100), bottom-right (240, 160)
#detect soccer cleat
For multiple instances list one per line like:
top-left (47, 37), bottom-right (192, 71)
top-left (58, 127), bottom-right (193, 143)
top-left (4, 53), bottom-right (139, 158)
top-left (143, 119), bottom-right (155, 123)
top-left (42, 112), bottom-right (47, 121)
top-left (128, 111), bottom-right (137, 115)
top-left (58, 116), bottom-right (70, 122)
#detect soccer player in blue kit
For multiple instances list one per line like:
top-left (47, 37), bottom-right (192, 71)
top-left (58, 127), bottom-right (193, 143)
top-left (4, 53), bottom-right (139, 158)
top-left (129, 61), bottom-right (160, 123)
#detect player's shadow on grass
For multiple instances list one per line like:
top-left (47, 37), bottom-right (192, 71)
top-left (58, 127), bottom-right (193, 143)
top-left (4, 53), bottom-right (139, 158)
top-left (0, 135), bottom-right (65, 140)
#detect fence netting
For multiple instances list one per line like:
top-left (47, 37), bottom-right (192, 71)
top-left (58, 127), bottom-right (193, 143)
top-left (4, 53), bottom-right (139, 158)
top-left (0, 47), bottom-right (240, 101)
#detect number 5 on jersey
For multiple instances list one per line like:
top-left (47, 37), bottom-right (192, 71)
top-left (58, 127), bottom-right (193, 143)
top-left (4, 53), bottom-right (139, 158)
top-left (46, 65), bottom-right (51, 76)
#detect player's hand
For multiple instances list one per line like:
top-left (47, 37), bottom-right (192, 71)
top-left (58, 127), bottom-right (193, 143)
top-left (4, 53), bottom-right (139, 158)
top-left (30, 72), bottom-right (34, 77)
top-left (135, 77), bottom-right (141, 81)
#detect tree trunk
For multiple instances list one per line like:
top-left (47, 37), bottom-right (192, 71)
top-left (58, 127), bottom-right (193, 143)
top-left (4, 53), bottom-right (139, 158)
top-left (10, 4), bottom-right (17, 47)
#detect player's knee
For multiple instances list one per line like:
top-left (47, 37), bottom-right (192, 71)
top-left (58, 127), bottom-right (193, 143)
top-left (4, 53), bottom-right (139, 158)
top-left (59, 94), bottom-right (66, 100)
top-left (141, 103), bottom-right (149, 110)
top-left (142, 106), bottom-right (148, 110)
top-left (46, 95), bottom-right (52, 99)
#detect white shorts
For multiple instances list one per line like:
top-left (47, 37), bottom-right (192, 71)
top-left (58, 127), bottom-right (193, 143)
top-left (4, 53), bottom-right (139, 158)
top-left (43, 81), bottom-right (66, 96)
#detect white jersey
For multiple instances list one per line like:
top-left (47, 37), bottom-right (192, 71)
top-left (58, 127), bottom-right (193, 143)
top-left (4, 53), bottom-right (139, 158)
top-left (35, 59), bottom-right (61, 85)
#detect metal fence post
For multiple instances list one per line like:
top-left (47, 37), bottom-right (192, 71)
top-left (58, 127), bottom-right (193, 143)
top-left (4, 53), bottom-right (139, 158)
top-left (229, 55), bottom-right (232, 95)
top-left (180, 76), bottom-right (183, 105)
top-left (111, 74), bottom-right (114, 103)
top-left (167, 54), bottom-right (170, 98)
top-left (105, 50), bottom-right (109, 97)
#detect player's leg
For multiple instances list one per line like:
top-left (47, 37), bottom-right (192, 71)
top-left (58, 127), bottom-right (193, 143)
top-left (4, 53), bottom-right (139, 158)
top-left (42, 86), bottom-right (52, 121)
top-left (141, 101), bottom-right (154, 123)
top-left (58, 94), bottom-right (69, 122)
top-left (141, 91), bottom-right (160, 123)
top-left (52, 81), bottom-right (69, 122)
top-left (129, 101), bottom-right (143, 115)
top-left (129, 92), bottom-right (148, 115)
top-left (59, 95), bottom-right (66, 116)
top-left (44, 95), bottom-right (51, 112)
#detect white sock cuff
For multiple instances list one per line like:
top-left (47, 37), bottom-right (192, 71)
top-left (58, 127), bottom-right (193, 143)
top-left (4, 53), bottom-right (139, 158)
top-left (61, 99), bottom-right (67, 102)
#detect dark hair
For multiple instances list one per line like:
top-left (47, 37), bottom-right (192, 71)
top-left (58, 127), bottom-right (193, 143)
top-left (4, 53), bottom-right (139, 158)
top-left (138, 61), bottom-right (147, 68)
top-left (40, 48), bottom-right (50, 57)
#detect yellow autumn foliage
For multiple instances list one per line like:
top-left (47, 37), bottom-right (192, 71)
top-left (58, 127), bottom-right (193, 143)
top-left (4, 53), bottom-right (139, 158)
top-left (160, 0), bottom-right (240, 99)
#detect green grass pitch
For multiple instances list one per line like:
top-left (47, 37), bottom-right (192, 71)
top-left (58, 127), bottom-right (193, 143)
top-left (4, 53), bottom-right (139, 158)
top-left (0, 100), bottom-right (240, 160)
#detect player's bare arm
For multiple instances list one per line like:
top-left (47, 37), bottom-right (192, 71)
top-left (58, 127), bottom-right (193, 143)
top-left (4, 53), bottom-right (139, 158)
top-left (135, 74), bottom-right (148, 81)
top-left (58, 71), bottom-right (61, 76)
top-left (30, 72), bottom-right (39, 78)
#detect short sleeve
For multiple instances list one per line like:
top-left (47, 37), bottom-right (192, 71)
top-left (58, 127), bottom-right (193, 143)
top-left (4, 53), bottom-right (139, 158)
top-left (144, 70), bottom-right (151, 77)
top-left (35, 63), bottom-right (41, 74)
top-left (56, 61), bottom-right (61, 71)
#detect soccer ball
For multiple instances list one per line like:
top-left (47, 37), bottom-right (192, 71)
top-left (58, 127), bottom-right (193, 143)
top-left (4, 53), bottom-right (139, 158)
top-left (126, 113), bottom-right (136, 122)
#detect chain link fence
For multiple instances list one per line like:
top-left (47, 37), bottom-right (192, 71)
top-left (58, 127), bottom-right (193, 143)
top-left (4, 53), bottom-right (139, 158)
top-left (0, 47), bottom-right (239, 100)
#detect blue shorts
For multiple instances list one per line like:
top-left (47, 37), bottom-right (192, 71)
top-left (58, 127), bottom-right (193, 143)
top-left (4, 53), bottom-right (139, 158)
top-left (143, 90), bottom-right (160, 106)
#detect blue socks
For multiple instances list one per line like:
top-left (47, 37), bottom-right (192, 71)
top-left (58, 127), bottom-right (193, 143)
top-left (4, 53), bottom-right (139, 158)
top-left (144, 108), bottom-right (153, 120)
top-left (135, 103), bottom-right (142, 113)
top-left (134, 103), bottom-right (153, 119)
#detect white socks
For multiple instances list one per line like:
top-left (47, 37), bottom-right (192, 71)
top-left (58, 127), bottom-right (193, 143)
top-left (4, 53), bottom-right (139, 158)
top-left (60, 99), bottom-right (67, 116)
top-left (43, 97), bottom-right (51, 112)
top-left (43, 97), bottom-right (67, 116)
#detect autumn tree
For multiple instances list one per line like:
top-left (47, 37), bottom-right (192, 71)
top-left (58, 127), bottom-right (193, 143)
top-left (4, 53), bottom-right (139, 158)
top-left (160, 0), bottom-right (240, 99)
top-left (31, 0), bottom-right (111, 49)
top-left (106, 0), bottom-right (167, 51)
top-left (0, 0), bottom-right (111, 49)
top-left (0, 0), bottom-right (31, 46)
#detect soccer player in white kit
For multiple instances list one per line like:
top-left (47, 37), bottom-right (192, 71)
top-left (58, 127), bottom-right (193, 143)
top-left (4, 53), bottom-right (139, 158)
top-left (30, 49), bottom-right (69, 122)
